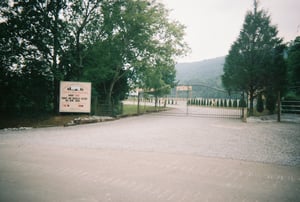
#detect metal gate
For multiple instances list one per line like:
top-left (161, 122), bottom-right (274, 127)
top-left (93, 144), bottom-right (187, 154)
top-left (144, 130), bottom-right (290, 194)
top-left (138, 84), bottom-right (246, 119)
top-left (162, 100), bottom-right (244, 119)
top-left (281, 100), bottom-right (300, 114)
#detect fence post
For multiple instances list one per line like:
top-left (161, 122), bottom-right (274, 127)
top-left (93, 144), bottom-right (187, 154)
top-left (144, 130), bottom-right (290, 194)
top-left (277, 91), bottom-right (281, 122)
top-left (94, 96), bottom-right (98, 115)
top-left (186, 88), bottom-right (189, 115)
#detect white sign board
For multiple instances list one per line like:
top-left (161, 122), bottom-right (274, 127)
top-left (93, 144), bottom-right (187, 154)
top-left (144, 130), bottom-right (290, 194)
top-left (59, 81), bottom-right (91, 113)
top-left (176, 86), bottom-right (192, 91)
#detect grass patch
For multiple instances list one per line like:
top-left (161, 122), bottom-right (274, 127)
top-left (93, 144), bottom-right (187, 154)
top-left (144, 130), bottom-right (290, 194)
top-left (122, 104), bottom-right (167, 115)
top-left (0, 105), bottom-right (168, 129)
top-left (252, 109), bottom-right (278, 117)
top-left (122, 104), bottom-right (139, 115)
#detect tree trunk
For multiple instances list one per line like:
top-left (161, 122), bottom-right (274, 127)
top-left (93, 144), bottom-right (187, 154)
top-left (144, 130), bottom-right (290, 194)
top-left (53, 79), bottom-right (60, 114)
top-left (75, 29), bottom-right (84, 81)
top-left (107, 70), bottom-right (120, 115)
top-left (52, 0), bottom-right (60, 114)
top-left (155, 96), bottom-right (158, 108)
top-left (249, 90), bottom-right (254, 116)
top-left (107, 81), bottom-right (115, 107)
top-left (107, 67), bottom-right (126, 107)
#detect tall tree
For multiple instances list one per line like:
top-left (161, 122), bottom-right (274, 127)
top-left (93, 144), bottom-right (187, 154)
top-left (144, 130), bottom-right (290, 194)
top-left (48, 0), bottom-right (68, 113)
top-left (62, 0), bottom-right (103, 81)
top-left (222, 0), bottom-right (282, 115)
top-left (0, 0), bottom-right (63, 114)
top-left (142, 61), bottom-right (177, 106)
top-left (82, 0), bottom-right (188, 106)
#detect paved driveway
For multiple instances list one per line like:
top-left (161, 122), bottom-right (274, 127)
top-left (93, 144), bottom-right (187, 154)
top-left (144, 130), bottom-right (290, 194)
top-left (0, 113), bottom-right (300, 201)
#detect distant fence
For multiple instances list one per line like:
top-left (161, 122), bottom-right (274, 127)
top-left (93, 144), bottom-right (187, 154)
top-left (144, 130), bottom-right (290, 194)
top-left (281, 100), bottom-right (300, 114)
top-left (184, 98), bottom-right (245, 119)
top-left (91, 97), bottom-right (123, 117)
top-left (127, 84), bottom-right (247, 120)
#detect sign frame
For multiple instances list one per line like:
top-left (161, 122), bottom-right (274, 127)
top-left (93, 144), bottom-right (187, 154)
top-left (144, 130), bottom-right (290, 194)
top-left (59, 81), bottom-right (92, 113)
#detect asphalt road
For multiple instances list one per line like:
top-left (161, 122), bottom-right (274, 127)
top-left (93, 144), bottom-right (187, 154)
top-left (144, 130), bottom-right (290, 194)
top-left (0, 112), bottom-right (300, 201)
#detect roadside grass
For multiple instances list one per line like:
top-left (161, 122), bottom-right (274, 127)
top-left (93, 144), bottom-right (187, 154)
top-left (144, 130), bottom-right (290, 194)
top-left (252, 109), bottom-right (278, 117)
top-left (122, 104), bottom-right (167, 115)
top-left (0, 104), bottom-right (168, 129)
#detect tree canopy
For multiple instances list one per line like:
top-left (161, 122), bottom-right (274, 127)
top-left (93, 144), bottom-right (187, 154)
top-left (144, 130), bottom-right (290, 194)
top-left (0, 0), bottom-right (189, 115)
top-left (82, 0), bottom-right (188, 106)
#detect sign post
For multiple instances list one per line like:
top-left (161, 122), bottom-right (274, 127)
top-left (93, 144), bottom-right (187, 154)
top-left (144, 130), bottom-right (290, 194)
top-left (176, 85), bottom-right (192, 115)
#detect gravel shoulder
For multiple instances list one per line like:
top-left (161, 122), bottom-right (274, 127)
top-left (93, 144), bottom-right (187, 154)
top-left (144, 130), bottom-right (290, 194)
top-left (0, 112), bottom-right (300, 201)
top-left (1, 114), bottom-right (299, 166)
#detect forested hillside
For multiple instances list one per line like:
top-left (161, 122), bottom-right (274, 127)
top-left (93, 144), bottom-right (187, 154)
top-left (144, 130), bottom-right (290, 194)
top-left (175, 56), bottom-right (225, 86)
top-left (173, 56), bottom-right (230, 98)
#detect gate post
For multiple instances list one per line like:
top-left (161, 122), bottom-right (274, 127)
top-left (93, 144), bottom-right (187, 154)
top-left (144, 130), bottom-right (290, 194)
top-left (277, 91), bottom-right (281, 122)
top-left (242, 107), bottom-right (247, 122)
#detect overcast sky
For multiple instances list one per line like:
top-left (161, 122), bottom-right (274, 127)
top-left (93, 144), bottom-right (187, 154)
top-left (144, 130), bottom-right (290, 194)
top-left (160, 0), bottom-right (300, 63)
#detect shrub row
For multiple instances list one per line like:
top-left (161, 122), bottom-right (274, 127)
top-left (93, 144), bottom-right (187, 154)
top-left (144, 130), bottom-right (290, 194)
top-left (187, 98), bottom-right (246, 108)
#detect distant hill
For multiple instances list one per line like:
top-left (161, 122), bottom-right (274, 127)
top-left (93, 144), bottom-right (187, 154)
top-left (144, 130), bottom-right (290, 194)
top-left (174, 56), bottom-right (231, 98)
top-left (175, 56), bottom-right (225, 85)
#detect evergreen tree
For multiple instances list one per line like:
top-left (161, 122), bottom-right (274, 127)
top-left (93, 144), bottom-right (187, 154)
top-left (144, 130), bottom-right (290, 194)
top-left (224, 99), bottom-right (227, 107)
top-left (222, 0), bottom-right (283, 116)
top-left (233, 99), bottom-right (238, 108)
top-left (265, 44), bottom-right (288, 113)
top-left (287, 36), bottom-right (300, 97)
top-left (229, 99), bottom-right (232, 107)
